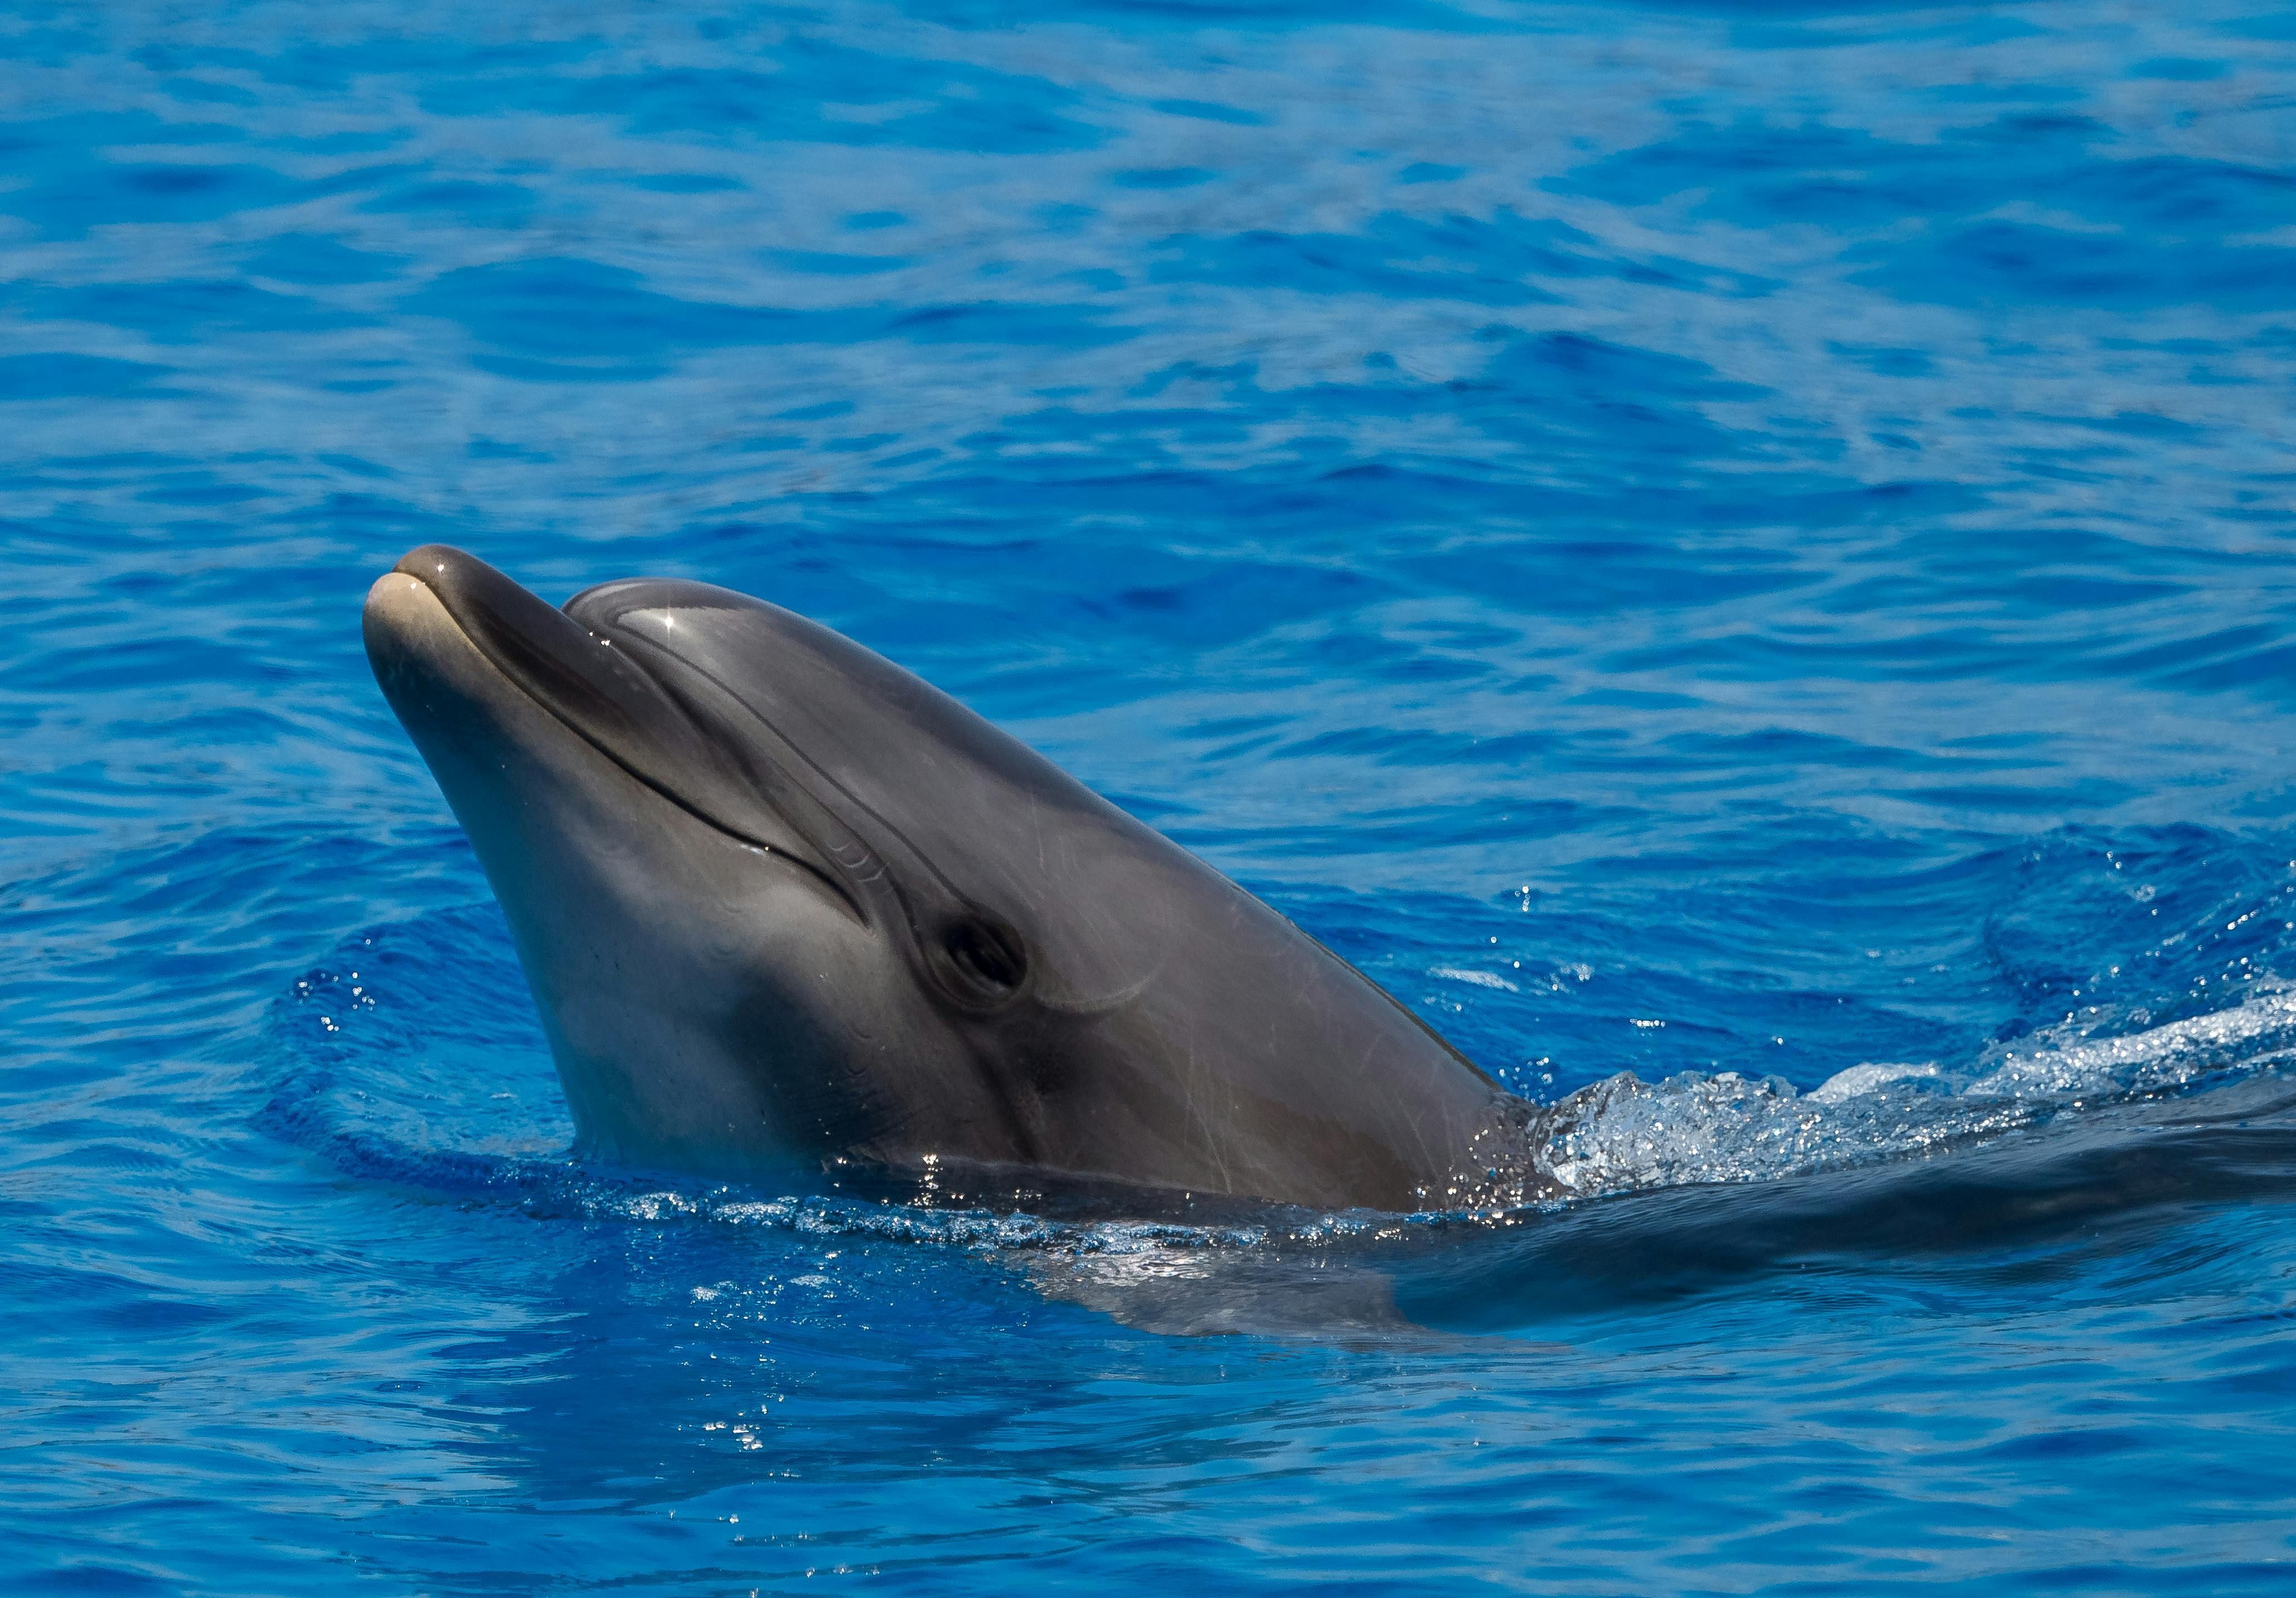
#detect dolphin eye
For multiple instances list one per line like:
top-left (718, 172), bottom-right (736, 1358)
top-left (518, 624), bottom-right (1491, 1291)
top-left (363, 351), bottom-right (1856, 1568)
top-left (935, 916), bottom-right (1028, 1007)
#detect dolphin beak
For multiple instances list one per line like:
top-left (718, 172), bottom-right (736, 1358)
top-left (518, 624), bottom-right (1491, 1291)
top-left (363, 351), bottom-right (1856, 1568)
top-left (362, 557), bottom-right (494, 726)
top-left (364, 545), bottom-right (860, 911)
top-left (377, 545), bottom-right (675, 736)
top-left (367, 543), bottom-right (730, 792)
top-left (365, 543), bottom-right (654, 785)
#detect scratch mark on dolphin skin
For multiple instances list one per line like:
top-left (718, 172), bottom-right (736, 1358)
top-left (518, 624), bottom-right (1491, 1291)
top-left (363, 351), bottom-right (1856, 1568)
top-left (1186, 1042), bottom-right (1231, 1194)
top-left (1033, 967), bottom-right (1158, 1015)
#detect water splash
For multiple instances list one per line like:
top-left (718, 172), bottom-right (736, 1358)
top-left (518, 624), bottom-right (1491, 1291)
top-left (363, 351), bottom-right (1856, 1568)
top-left (1537, 985), bottom-right (2296, 1199)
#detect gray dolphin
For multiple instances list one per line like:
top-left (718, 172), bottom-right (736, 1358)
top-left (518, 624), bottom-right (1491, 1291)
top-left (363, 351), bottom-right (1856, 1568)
top-left (363, 545), bottom-right (1549, 1213)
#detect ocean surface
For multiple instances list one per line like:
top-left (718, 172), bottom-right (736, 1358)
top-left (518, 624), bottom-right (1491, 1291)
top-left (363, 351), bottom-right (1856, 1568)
top-left (7, 1), bottom-right (2296, 1591)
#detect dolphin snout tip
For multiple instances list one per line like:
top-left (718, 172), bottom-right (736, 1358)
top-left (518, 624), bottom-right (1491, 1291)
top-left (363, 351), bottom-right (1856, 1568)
top-left (361, 566), bottom-right (460, 684)
top-left (365, 544), bottom-right (497, 657)
top-left (363, 568), bottom-right (430, 634)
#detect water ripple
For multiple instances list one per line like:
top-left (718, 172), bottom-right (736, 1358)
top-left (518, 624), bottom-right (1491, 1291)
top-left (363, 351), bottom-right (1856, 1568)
top-left (9, 1), bottom-right (2296, 1591)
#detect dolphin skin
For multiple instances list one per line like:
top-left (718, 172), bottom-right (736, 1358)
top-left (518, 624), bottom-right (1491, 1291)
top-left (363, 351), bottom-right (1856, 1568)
top-left (364, 546), bottom-right (1549, 1213)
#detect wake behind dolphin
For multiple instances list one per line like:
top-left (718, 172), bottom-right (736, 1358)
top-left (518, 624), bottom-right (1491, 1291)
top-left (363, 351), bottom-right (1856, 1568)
top-left (364, 546), bottom-right (1550, 1213)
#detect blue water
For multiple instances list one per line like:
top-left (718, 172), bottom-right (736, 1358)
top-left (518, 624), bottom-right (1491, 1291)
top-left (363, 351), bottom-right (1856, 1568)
top-left (8, 1), bottom-right (2296, 1590)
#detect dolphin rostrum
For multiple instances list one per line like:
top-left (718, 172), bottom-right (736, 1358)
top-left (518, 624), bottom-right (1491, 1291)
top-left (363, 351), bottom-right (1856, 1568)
top-left (363, 546), bottom-right (1549, 1213)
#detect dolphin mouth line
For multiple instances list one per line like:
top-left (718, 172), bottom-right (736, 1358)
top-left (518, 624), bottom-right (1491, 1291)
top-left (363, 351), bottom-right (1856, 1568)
top-left (393, 565), bottom-right (869, 922)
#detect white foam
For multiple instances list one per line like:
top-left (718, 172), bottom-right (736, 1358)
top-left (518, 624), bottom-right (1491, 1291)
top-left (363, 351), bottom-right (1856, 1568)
top-left (1537, 985), bottom-right (2296, 1200)
top-left (1807, 1061), bottom-right (1940, 1103)
top-left (1430, 967), bottom-right (1519, 991)
top-left (1963, 985), bottom-right (2296, 1099)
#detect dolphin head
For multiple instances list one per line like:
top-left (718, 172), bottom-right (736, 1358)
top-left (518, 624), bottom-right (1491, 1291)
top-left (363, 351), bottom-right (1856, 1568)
top-left (364, 546), bottom-right (1533, 1211)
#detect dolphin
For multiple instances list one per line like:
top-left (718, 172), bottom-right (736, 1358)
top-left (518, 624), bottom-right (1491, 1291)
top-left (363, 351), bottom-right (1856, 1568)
top-left (363, 545), bottom-right (1549, 1214)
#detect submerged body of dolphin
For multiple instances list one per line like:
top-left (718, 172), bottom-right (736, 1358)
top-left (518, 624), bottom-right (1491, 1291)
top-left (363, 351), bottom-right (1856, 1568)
top-left (364, 546), bottom-right (1551, 1213)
